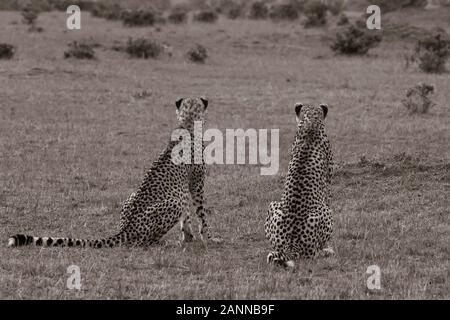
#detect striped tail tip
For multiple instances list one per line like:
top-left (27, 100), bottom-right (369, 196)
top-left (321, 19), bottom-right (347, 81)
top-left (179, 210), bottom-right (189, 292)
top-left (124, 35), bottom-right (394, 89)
top-left (8, 237), bottom-right (16, 247)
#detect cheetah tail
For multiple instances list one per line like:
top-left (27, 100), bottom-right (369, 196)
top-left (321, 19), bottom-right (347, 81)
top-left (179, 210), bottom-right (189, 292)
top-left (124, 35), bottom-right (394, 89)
top-left (7, 232), bottom-right (126, 248)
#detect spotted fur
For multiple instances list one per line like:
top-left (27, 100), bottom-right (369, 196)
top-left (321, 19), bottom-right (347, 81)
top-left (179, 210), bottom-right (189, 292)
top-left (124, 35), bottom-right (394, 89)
top-left (265, 103), bottom-right (334, 267)
top-left (8, 97), bottom-right (213, 248)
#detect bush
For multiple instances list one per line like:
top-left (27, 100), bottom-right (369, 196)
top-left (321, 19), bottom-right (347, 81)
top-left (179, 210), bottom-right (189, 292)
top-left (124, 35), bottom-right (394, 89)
top-left (168, 10), bottom-right (188, 24)
top-left (366, 0), bottom-right (427, 12)
top-left (21, 4), bottom-right (39, 25)
top-left (126, 38), bottom-right (162, 59)
top-left (187, 44), bottom-right (208, 63)
top-left (337, 14), bottom-right (349, 26)
top-left (90, 1), bottom-right (123, 20)
top-left (0, 43), bottom-right (15, 59)
top-left (401, 83), bottom-right (435, 114)
top-left (193, 10), bottom-right (218, 23)
top-left (249, 1), bottom-right (269, 19)
top-left (213, 0), bottom-right (243, 19)
top-left (121, 9), bottom-right (156, 27)
top-left (303, 0), bottom-right (328, 27)
top-left (331, 24), bottom-right (382, 55)
top-left (327, 0), bottom-right (345, 16)
top-left (48, 0), bottom-right (95, 11)
top-left (412, 32), bottom-right (450, 73)
top-left (64, 41), bottom-right (96, 59)
top-left (269, 3), bottom-right (299, 21)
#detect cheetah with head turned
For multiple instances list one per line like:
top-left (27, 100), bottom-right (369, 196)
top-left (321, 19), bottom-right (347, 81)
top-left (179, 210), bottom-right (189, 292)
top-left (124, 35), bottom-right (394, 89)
top-left (265, 103), bottom-right (334, 267)
top-left (8, 97), bottom-right (214, 248)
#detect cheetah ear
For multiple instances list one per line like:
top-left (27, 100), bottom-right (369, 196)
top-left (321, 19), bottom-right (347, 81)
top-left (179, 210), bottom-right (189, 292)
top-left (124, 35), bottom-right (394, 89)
top-left (200, 98), bottom-right (208, 110)
top-left (320, 104), bottom-right (328, 118)
top-left (295, 103), bottom-right (303, 116)
top-left (175, 98), bottom-right (183, 109)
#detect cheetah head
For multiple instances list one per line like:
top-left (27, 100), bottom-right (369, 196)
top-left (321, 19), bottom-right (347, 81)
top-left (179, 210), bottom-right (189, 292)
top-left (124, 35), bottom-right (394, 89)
top-left (175, 97), bottom-right (208, 129)
top-left (294, 102), bottom-right (328, 130)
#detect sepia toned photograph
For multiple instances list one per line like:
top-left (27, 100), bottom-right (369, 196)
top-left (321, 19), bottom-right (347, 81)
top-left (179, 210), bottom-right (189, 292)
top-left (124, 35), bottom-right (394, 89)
top-left (0, 0), bottom-right (449, 302)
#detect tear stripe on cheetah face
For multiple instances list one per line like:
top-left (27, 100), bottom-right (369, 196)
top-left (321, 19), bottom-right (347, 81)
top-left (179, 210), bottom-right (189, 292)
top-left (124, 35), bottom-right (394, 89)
top-left (8, 97), bottom-right (214, 248)
top-left (265, 103), bottom-right (334, 264)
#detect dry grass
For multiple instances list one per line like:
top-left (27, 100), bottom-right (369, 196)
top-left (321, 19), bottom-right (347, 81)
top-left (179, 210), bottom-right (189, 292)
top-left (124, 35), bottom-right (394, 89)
top-left (0, 8), bottom-right (449, 299)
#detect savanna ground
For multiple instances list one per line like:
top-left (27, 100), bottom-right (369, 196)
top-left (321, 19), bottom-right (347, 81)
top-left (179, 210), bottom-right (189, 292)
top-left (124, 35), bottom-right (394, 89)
top-left (0, 4), bottom-right (449, 299)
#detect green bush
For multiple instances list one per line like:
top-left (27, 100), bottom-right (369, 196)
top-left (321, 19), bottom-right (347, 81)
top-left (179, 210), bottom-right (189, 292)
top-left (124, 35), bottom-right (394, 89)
top-left (269, 3), bottom-right (299, 21)
top-left (187, 44), bottom-right (208, 63)
top-left (193, 10), bottom-right (219, 23)
top-left (331, 24), bottom-right (382, 55)
top-left (64, 41), bottom-right (96, 59)
top-left (412, 32), bottom-right (450, 73)
top-left (303, 0), bottom-right (328, 27)
top-left (126, 38), bottom-right (162, 59)
top-left (249, 1), bottom-right (269, 19)
top-left (0, 43), bottom-right (15, 59)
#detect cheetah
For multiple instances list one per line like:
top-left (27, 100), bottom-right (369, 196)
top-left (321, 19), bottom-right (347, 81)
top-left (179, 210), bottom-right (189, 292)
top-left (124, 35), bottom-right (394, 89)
top-left (265, 103), bottom-right (334, 267)
top-left (8, 97), bottom-right (214, 248)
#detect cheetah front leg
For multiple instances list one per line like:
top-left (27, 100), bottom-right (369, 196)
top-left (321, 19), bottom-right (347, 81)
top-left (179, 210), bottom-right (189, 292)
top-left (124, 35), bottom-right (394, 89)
top-left (180, 211), bottom-right (194, 244)
top-left (187, 165), bottom-right (221, 246)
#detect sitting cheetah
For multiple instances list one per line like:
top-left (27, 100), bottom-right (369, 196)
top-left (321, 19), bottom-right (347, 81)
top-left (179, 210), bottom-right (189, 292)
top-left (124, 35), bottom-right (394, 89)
top-left (265, 103), bottom-right (334, 267)
top-left (8, 97), bottom-right (214, 248)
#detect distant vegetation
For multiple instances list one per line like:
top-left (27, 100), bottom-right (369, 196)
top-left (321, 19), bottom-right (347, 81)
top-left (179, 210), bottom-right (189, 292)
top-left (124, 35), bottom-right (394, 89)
top-left (402, 83), bottom-right (436, 114)
top-left (331, 23), bottom-right (383, 55)
top-left (187, 44), bottom-right (208, 63)
top-left (0, 43), bottom-right (15, 59)
top-left (64, 41), bottom-right (96, 59)
top-left (366, 0), bottom-right (427, 12)
top-left (193, 10), bottom-right (219, 23)
top-left (412, 31), bottom-right (450, 73)
top-left (303, 0), bottom-right (329, 27)
top-left (125, 38), bottom-right (163, 59)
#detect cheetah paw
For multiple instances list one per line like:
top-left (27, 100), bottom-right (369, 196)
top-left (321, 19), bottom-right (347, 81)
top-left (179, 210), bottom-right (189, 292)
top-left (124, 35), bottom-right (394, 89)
top-left (320, 247), bottom-right (335, 257)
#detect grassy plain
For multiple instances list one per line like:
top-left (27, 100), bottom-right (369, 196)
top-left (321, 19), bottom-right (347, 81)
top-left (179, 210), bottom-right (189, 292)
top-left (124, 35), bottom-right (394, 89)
top-left (0, 7), bottom-right (449, 299)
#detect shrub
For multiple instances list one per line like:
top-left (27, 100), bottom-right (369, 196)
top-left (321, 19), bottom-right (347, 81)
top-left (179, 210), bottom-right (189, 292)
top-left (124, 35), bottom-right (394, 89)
top-left (126, 38), bottom-right (162, 59)
top-left (187, 44), bottom-right (208, 63)
top-left (412, 32), bottom-right (450, 73)
top-left (213, 0), bottom-right (243, 19)
top-left (327, 0), bottom-right (345, 16)
top-left (331, 24), bottom-right (382, 55)
top-left (48, 0), bottom-right (95, 11)
top-left (21, 4), bottom-right (39, 25)
top-left (337, 14), bottom-right (349, 26)
top-left (64, 41), bottom-right (96, 59)
top-left (90, 1), bottom-right (123, 20)
top-left (249, 1), bottom-right (269, 19)
top-left (401, 83), bottom-right (435, 114)
top-left (269, 3), bottom-right (299, 21)
top-left (193, 10), bottom-right (218, 23)
top-left (121, 9), bottom-right (156, 27)
top-left (168, 10), bottom-right (188, 24)
top-left (303, 0), bottom-right (328, 27)
top-left (366, 0), bottom-right (427, 12)
top-left (0, 43), bottom-right (15, 59)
